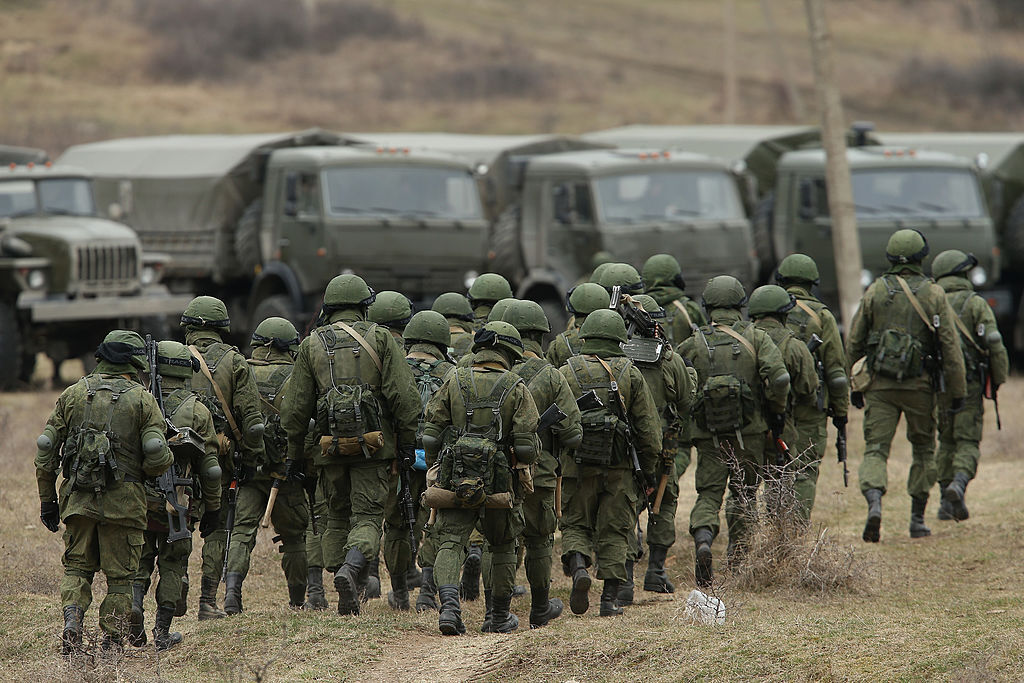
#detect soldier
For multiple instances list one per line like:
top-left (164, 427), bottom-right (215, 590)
top-left (930, 250), bottom-right (1008, 522)
top-left (846, 230), bottom-right (966, 542)
top-left (423, 322), bottom-right (541, 635)
top-left (622, 295), bottom-right (695, 600)
top-left (595, 262), bottom-right (645, 295)
top-left (224, 318), bottom-right (312, 613)
top-left (748, 286), bottom-right (819, 520)
top-left (641, 253), bottom-right (706, 346)
top-left (576, 250), bottom-right (615, 286)
top-left (590, 261), bottom-right (614, 284)
top-left (131, 341), bottom-right (221, 650)
top-left (546, 283), bottom-right (611, 369)
top-left (502, 300), bottom-right (583, 628)
top-left (35, 330), bottom-right (172, 655)
top-left (467, 273), bottom-right (514, 328)
top-left (382, 311), bottom-right (454, 611)
top-left (369, 290), bottom-right (415, 343)
top-left (180, 295), bottom-right (266, 620)
top-left (279, 274), bottom-right (420, 616)
top-left (776, 254), bottom-right (850, 519)
top-left (432, 292), bottom-right (476, 360)
top-left (678, 276), bottom-right (789, 587)
top-left (559, 310), bottom-right (662, 617)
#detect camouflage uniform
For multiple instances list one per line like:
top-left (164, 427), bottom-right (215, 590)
top-left (35, 331), bottom-right (172, 651)
top-left (432, 292), bottom-right (476, 361)
top-left (546, 283), bottom-right (611, 369)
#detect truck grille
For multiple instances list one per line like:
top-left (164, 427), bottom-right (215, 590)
top-left (76, 245), bottom-right (138, 294)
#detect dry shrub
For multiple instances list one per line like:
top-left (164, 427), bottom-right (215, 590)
top-left (419, 44), bottom-right (550, 101)
top-left (895, 55), bottom-right (1024, 110)
top-left (722, 444), bottom-right (872, 595)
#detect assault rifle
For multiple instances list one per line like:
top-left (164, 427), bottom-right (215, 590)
top-left (541, 390), bottom-right (602, 519)
top-left (398, 452), bottom-right (418, 557)
top-left (835, 422), bottom-right (849, 487)
top-left (807, 334), bottom-right (825, 412)
top-left (146, 335), bottom-right (193, 543)
top-left (609, 285), bottom-right (665, 342)
top-left (222, 457), bottom-right (238, 582)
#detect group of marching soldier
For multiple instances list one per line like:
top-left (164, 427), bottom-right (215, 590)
top-left (35, 227), bottom-right (1006, 651)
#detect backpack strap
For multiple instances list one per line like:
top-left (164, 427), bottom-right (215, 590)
top-left (189, 344), bottom-right (243, 443)
top-left (592, 355), bottom-right (629, 417)
top-left (952, 294), bottom-right (985, 355)
top-left (333, 321), bottom-right (384, 373)
top-left (793, 299), bottom-right (821, 328)
top-left (671, 300), bottom-right (696, 331)
top-left (894, 275), bottom-right (936, 333)
top-left (713, 322), bottom-right (756, 357)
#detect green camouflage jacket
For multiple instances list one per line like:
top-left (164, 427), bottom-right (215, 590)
top-left (937, 276), bottom-right (1009, 388)
top-left (783, 284), bottom-right (850, 417)
top-left (646, 284), bottom-right (706, 346)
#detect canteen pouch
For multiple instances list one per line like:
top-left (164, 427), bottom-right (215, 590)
top-left (696, 374), bottom-right (754, 435)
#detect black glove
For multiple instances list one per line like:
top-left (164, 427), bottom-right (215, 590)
top-left (399, 444), bottom-right (416, 470)
top-left (284, 459), bottom-right (304, 483)
top-left (199, 509), bottom-right (220, 538)
top-left (832, 414), bottom-right (848, 430)
top-left (769, 413), bottom-right (786, 439)
top-left (643, 471), bottom-right (657, 492)
top-left (951, 397), bottom-right (965, 413)
top-left (303, 464), bottom-right (318, 496)
top-left (236, 464), bottom-right (256, 486)
top-left (40, 501), bottom-right (60, 533)
top-left (851, 392), bottom-right (865, 410)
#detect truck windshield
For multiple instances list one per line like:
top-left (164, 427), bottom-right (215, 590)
top-left (322, 166), bottom-right (483, 220)
top-left (851, 168), bottom-right (984, 218)
top-left (0, 178), bottom-right (95, 218)
top-left (594, 170), bottom-right (745, 223)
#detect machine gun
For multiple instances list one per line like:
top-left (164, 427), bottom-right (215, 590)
top-left (609, 285), bottom-right (667, 365)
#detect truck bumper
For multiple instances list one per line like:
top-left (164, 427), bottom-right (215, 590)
top-left (19, 290), bottom-right (194, 323)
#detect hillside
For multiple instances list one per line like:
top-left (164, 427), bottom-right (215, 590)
top-left (3, 0), bottom-right (1024, 157)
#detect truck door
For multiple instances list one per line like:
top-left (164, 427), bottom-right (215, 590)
top-left (278, 169), bottom-right (329, 293)
top-left (544, 178), bottom-right (596, 283)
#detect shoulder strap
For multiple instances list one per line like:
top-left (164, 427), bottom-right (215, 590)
top-left (713, 322), bottom-right (756, 357)
top-left (593, 355), bottom-right (629, 417)
top-left (189, 344), bottom-right (243, 442)
top-left (951, 295), bottom-right (985, 354)
top-left (333, 321), bottom-right (384, 373)
top-left (671, 300), bottom-right (695, 330)
top-left (894, 275), bottom-right (936, 333)
top-left (793, 299), bottom-right (821, 327)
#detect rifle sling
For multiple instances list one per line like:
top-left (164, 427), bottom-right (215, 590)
top-left (188, 344), bottom-right (244, 444)
top-left (794, 299), bottom-right (821, 327)
top-left (893, 276), bottom-right (936, 333)
top-left (671, 300), bottom-right (695, 330)
top-left (332, 321), bottom-right (384, 373)
top-left (713, 322), bottom-right (756, 357)
top-left (951, 306), bottom-right (986, 355)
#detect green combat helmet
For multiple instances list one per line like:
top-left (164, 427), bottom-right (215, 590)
top-left (368, 291), bottom-right (414, 329)
top-left (775, 253), bottom-right (820, 286)
top-left (931, 249), bottom-right (978, 280)
top-left (251, 317), bottom-right (300, 354)
top-left (748, 285), bottom-right (797, 318)
top-left (487, 298), bottom-right (518, 323)
top-left (472, 320), bottom-right (524, 360)
top-left (404, 310), bottom-right (451, 349)
top-left (432, 292), bottom-right (474, 321)
top-left (596, 263), bottom-right (644, 294)
top-left (886, 229), bottom-right (929, 265)
top-left (157, 340), bottom-right (199, 378)
top-left (96, 329), bottom-right (149, 372)
top-left (502, 300), bottom-right (550, 334)
top-left (591, 251), bottom-right (615, 271)
top-left (590, 262), bottom-right (613, 284)
top-left (324, 273), bottom-right (376, 307)
top-left (468, 273), bottom-right (514, 306)
top-left (633, 294), bottom-right (666, 319)
top-left (180, 295), bottom-right (231, 332)
top-left (566, 283), bottom-right (611, 317)
top-left (579, 308), bottom-right (628, 344)
top-left (702, 275), bottom-right (748, 310)
top-left (641, 254), bottom-right (686, 291)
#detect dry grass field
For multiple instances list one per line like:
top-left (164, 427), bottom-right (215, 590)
top-left (1, 376), bottom-right (1021, 681)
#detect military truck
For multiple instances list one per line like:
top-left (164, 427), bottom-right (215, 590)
top-left (0, 158), bottom-right (191, 387)
top-left (59, 130), bottom-right (489, 339)
top-left (357, 134), bottom-right (758, 330)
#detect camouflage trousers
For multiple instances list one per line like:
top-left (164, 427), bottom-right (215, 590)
top-left (689, 433), bottom-right (767, 545)
top-left (382, 467), bottom-right (429, 583)
top-left (560, 468), bottom-right (638, 582)
top-left (765, 406), bottom-right (825, 523)
top-left (936, 383), bottom-right (985, 484)
top-left (859, 388), bottom-right (936, 498)
top-left (227, 476), bottom-right (309, 590)
top-left (135, 515), bottom-right (192, 610)
top-left (305, 476), bottom-right (329, 569)
top-left (319, 461), bottom-right (390, 571)
top-left (61, 515), bottom-right (144, 637)
top-left (200, 488), bottom-right (231, 582)
top-left (434, 504), bottom-right (524, 597)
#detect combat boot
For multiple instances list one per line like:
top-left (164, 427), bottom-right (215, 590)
top-left (334, 547), bottom-right (368, 616)
top-left (480, 590), bottom-right (494, 632)
top-left (490, 591), bottom-right (520, 633)
top-left (694, 527), bottom-right (714, 588)
top-left (910, 495), bottom-right (932, 538)
top-left (197, 576), bottom-right (226, 620)
top-left (152, 606), bottom-right (182, 651)
top-left (460, 544), bottom-right (482, 601)
top-left (616, 560), bottom-right (634, 606)
top-left (937, 483), bottom-right (954, 521)
top-left (565, 552), bottom-right (591, 615)
top-left (406, 564), bottom-right (423, 590)
top-left (943, 472), bottom-right (971, 521)
top-left (100, 634), bottom-right (124, 657)
top-left (643, 544), bottom-right (675, 593)
top-left (223, 572), bottom-right (244, 615)
top-left (305, 567), bottom-right (328, 610)
top-left (288, 583), bottom-right (307, 610)
top-left (437, 584), bottom-right (466, 636)
top-left (599, 579), bottom-right (623, 617)
top-left (128, 583), bottom-right (147, 647)
top-left (512, 584), bottom-right (527, 597)
top-left (416, 566), bottom-right (438, 612)
top-left (61, 605), bottom-right (84, 657)
top-left (363, 553), bottom-right (381, 601)
top-left (387, 570), bottom-right (410, 611)
top-left (174, 574), bottom-right (188, 617)
top-left (862, 489), bottom-right (883, 543)
top-left (528, 584), bottom-right (563, 629)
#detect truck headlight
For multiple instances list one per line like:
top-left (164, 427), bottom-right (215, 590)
top-left (860, 269), bottom-right (873, 289)
top-left (140, 264), bottom-right (158, 286)
top-left (971, 267), bottom-right (987, 287)
top-left (27, 269), bottom-right (46, 290)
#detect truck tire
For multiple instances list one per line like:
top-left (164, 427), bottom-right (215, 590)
top-left (235, 200), bottom-right (264, 277)
top-left (488, 204), bottom-right (526, 285)
top-left (538, 297), bottom-right (568, 346)
top-left (0, 302), bottom-right (24, 389)
top-left (251, 294), bottom-right (301, 333)
top-left (752, 192), bottom-right (776, 282)
top-left (1003, 195), bottom-right (1024, 269)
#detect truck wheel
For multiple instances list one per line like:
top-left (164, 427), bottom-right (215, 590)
top-left (752, 191), bottom-right (776, 282)
top-left (0, 302), bottom-right (24, 389)
top-left (488, 204), bottom-right (526, 284)
top-left (235, 200), bottom-right (264, 276)
top-left (252, 294), bottom-right (300, 332)
top-left (1003, 195), bottom-right (1024, 270)
top-left (538, 298), bottom-right (568, 347)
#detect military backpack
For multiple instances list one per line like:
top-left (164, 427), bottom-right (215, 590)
top-left (565, 355), bottom-right (629, 467)
top-left (693, 322), bottom-right (758, 441)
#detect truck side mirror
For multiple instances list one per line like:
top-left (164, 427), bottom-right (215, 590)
top-left (284, 173), bottom-right (298, 217)
top-left (797, 179), bottom-right (815, 220)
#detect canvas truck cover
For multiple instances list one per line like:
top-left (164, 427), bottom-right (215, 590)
top-left (57, 129), bottom-right (348, 283)
top-left (0, 145), bottom-right (49, 166)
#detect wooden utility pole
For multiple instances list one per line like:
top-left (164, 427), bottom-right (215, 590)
top-left (723, 0), bottom-right (738, 123)
top-left (804, 0), bottom-right (861, 328)
top-left (761, 0), bottom-right (805, 120)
